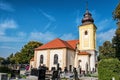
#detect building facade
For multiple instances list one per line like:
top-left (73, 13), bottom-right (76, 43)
top-left (30, 9), bottom-right (97, 73)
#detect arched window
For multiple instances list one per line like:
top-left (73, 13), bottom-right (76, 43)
top-left (40, 55), bottom-right (43, 64)
top-left (54, 54), bottom-right (58, 64)
top-left (84, 30), bottom-right (88, 35)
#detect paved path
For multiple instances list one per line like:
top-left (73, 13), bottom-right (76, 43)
top-left (10, 76), bottom-right (38, 80)
top-left (10, 77), bottom-right (98, 80)
top-left (80, 77), bottom-right (98, 80)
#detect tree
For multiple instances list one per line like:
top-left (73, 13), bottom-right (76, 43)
top-left (112, 27), bottom-right (120, 60)
top-left (15, 41), bottom-right (43, 64)
top-left (9, 53), bottom-right (15, 64)
top-left (8, 41), bottom-right (43, 64)
top-left (0, 57), bottom-right (5, 65)
top-left (113, 2), bottom-right (120, 21)
top-left (98, 58), bottom-right (120, 80)
top-left (112, 2), bottom-right (120, 60)
top-left (13, 52), bottom-right (22, 64)
top-left (99, 41), bottom-right (115, 60)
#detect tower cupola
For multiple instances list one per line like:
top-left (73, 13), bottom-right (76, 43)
top-left (81, 9), bottom-right (94, 25)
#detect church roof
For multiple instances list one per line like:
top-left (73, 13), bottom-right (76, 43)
top-left (78, 52), bottom-right (90, 55)
top-left (66, 40), bottom-right (79, 49)
top-left (35, 38), bottom-right (78, 50)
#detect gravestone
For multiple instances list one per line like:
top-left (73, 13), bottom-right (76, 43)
top-left (11, 69), bottom-right (20, 79)
top-left (52, 70), bottom-right (58, 80)
top-left (73, 68), bottom-right (78, 80)
top-left (57, 63), bottom-right (59, 70)
top-left (38, 66), bottom-right (46, 80)
top-left (0, 73), bottom-right (8, 80)
top-left (64, 67), bottom-right (68, 73)
top-left (31, 68), bottom-right (38, 76)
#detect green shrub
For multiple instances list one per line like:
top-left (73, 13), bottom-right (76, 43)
top-left (98, 58), bottom-right (120, 80)
top-left (85, 73), bottom-right (91, 77)
top-left (20, 74), bottom-right (26, 79)
top-left (0, 66), bottom-right (11, 73)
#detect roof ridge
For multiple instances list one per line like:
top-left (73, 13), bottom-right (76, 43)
top-left (57, 38), bottom-right (73, 49)
top-left (66, 39), bottom-right (79, 42)
top-left (62, 40), bottom-right (73, 49)
top-left (35, 38), bottom-right (79, 50)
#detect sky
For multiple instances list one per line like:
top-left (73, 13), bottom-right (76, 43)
top-left (0, 0), bottom-right (119, 58)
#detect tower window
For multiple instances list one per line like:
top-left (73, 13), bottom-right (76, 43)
top-left (85, 31), bottom-right (88, 35)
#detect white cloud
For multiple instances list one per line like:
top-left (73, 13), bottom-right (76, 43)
top-left (60, 33), bottom-right (76, 40)
top-left (17, 32), bottom-right (27, 37)
top-left (0, 36), bottom-right (24, 42)
top-left (0, 19), bottom-right (26, 42)
top-left (75, 10), bottom-right (81, 27)
top-left (29, 32), bottom-right (77, 43)
top-left (97, 29), bottom-right (115, 45)
top-left (43, 22), bottom-right (52, 31)
top-left (29, 31), bottom-right (57, 43)
top-left (91, 10), bottom-right (100, 22)
top-left (0, 46), bottom-right (15, 49)
top-left (97, 19), bottom-right (113, 32)
top-left (0, 2), bottom-right (14, 11)
top-left (39, 9), bottom-right (56, 31)
top-left (39, 10), bottom-right (56, 22)
top-left (0, 19), bottom-right (17, 35)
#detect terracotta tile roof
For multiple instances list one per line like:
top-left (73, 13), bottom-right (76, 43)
top-left (67, 40), bottom-right (79, 49)
top-left (30, 57), bottom-right (34, 61)
top-left (78, 52), bottom-right (90, 55)
top-left (35, 38), bottom-right (78, 50)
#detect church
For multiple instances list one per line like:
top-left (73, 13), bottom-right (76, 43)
top-left (30, 9), bottom-right (97, 73)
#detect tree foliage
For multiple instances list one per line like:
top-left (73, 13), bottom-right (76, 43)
top-left (113, 2), bottom-right (120, 21)
top-left (9, 41), bottom-right (43, 64)
top-left (112, 2), bottom-right (120, 60)
top-left (0, 57), bottom-right (5, 65)
top-left (98, 58), bottom-right (120, 80)
top-left (98, 41), bottom-right (115, 60)
top-left (112, 26), bottom-right (120, 60)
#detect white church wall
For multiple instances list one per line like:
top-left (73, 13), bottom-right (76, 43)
top-left (78, 55), bottom-right (89, 72)
top-left (88, 50), bottom-right (96, 71)
top-left (49, 49), bottom-right (64, 70)
top-left (66, 49), bottom-right (75, 71)
top-left (30, 61), bottom-right (34, 70)
top-left (36, 50), bottom-right (48, 68)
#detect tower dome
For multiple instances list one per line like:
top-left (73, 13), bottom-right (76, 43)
top-left (81, 9), bottom-right (94, 25)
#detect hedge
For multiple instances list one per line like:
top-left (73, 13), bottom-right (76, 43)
top-left (98, 58), bottom-right (120, 80)
top-left (0, 65), bottom-right (11, 73)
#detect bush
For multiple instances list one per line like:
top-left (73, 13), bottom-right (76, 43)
top-left (0, 65), bottom-right (11, 73)
top-left (98, 58), bottom-right (120, 80)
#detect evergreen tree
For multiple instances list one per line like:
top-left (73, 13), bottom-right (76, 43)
top-left (112, 2), bottom-right (120, 60)
top-left (99, 41), bottom-right (115, 60)
top-left (112, 25), bottom-right (120, 60)
top-left (113, 2), bottom-right (120, 21)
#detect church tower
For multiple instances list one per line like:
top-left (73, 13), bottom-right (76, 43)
top-left (78, 9), bottom-right (97, 72)
top-left (79, 9), bottom-right (96, 51)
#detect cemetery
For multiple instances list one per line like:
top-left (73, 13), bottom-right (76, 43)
top-left (0, 63), bottom-right (98, 80)
top-left (0, 0), bottom-right (120, 80)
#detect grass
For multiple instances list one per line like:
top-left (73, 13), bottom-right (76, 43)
top-left (20, 74), bottom-right (26, 79)
top-left (61, 78), bottom-right (69, 80)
